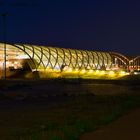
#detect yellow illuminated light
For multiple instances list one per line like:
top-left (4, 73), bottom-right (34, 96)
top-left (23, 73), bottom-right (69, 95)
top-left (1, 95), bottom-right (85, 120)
top-left (74, 68), bottom-right (79, 72)
top-left (108, 71), bottom-right (115, 76)
top-left (126, 72), bottom-right (130, 75)
top-left (95, 70), bottom-right (99, 74)
top-left (63, 67), bottom-right (68, 71)
top-left (67, 68), bottom-right (72, 72)
top-left (14, 61), bottom-right (18, 64)
top-left (46, 67), bottom-right (53, 72)
top-left (100, 70), bottom-right (106, 75)
top-left (119, 71), bottom-right (126, 76)
top-left (88, 69), bottom-right (93, 73)
top-left (81, 69), bottom-right (86, 73)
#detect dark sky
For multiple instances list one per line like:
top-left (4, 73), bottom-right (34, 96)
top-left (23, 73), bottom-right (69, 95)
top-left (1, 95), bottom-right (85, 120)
top-left (0, 0), bottom-right (140, 56)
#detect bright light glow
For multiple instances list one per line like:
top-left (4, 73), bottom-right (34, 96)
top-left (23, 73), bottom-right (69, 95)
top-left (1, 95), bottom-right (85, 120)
top-left (74, 68), bottom-right (79, 72)
top-left (126, 72), bottom-right (130, 75)
top-left (108, 71), bottom-right (115, 76)
top-left (16, 55), bottom-right (29, 59)
top-left (88, 69), bottom-right (93, 73)
top-left (45, 67), bottom-right (53, 72)
top-left (100, 70), bottom-right (106, 75)
top-left (119, 71), bottom-right (126, 76)
top-left (95, 70), bottom-right (99, 74)
top-left (134, 72), bottom-right (140, 75)
top-left (14, 61), bottom-right (18, 64)
top-left (81, 69), bottom-right (86, 73)
top-left (67, 67), bottom-right (72, 72)
top-left (63, 66), bottom-right (68, 71)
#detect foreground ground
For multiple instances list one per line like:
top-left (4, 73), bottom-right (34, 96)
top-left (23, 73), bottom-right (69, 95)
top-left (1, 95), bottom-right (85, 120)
top-left (0, 78), bottom-right (139, 140)
top-left (80, 108), bottom-right (140, 140)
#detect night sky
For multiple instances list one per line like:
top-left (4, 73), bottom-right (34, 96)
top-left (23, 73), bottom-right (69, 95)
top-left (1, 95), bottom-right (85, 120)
top-left (0, 0), bottom-right (140, 56)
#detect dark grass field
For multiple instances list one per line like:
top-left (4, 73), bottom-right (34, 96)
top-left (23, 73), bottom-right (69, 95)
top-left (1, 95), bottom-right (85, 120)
top-left (0, 76), bottom-right (140, 140)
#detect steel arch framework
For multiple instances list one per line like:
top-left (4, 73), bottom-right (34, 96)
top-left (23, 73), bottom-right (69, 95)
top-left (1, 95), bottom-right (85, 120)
top-left (109, 52), bottom-right (130, 70)
top-left (129, 56), bottom-right (140, 70)
top-left (0, 43), bottom-right (113, 71)
top-left (0, 43), bottom-right (139, 74)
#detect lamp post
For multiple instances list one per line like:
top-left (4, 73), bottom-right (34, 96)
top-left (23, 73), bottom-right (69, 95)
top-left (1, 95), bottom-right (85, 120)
top-left (2, 13), bottom-right (7, 80)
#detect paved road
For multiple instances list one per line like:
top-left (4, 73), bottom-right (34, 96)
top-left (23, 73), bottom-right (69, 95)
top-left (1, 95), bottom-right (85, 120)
top-left (80, 109), bottom-right (140, 140)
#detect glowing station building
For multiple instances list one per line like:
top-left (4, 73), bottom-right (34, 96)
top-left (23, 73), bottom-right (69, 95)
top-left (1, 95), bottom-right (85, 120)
top-left (0, 43), bottom-right (139, 78)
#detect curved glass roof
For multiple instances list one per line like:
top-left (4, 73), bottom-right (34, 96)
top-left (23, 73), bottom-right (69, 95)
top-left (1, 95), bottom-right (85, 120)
top-left (0, 43), bottom-right (139, 73)
top-left (0, 43), bottom-right (113, 71)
